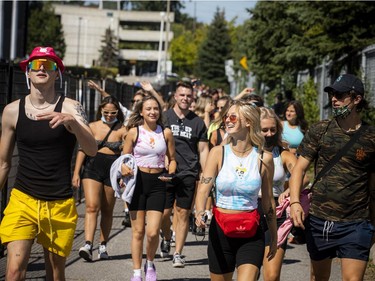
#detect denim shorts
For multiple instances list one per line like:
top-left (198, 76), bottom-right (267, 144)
top-left (305, 215), bottom-right (375, 261)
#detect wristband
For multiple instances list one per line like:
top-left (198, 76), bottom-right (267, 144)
top-left (290, 201), bottom-right (302, 207)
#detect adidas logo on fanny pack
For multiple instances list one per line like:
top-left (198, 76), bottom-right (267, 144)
top-left (236, 225), bottom-right (246, 232)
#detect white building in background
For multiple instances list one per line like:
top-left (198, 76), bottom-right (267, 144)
top-left (52, 4), bottom-right (174, 81)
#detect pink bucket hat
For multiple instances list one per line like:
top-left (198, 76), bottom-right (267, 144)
top-left (20, 46), bottom-right (65, 72)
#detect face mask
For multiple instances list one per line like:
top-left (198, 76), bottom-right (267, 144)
top-left (101, 115), bottom-right (118, 124)
top-left (264, 134), bottom-right (278, 148)
top-left (332, 104), bottom-right (352, 119)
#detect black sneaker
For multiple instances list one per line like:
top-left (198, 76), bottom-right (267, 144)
top-left (122, 211), bottom-right (131, 227)
top-left (160, 239), bottom-right (171, 258)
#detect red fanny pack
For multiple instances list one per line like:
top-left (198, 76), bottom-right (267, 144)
top-left (212, 206), bottom-right (260, 238)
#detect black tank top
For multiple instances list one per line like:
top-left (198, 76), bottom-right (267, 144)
top-left (14, 95), bottom-right (77, 200)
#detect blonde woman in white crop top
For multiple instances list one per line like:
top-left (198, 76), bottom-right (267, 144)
top-left (194, 100), bottom-right (277, 281)
top-left (259, 107), bottom-right (310, 281)
top-left (121, 96), bottom-right (176, 281)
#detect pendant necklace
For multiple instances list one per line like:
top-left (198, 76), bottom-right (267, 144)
top-left (231, 145), bottom-right (252, 177)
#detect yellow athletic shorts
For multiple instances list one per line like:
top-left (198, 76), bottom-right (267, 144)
top-left (0, 188), bottom-right (78, 257)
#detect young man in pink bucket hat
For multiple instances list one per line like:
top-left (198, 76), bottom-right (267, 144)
top-left (19, 46), bottom-right (65, 89)
top-left (0, 46), bottom-right (97, 280)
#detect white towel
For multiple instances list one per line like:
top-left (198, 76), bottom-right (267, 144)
top-left (110, 154), bottom-right (138, 204)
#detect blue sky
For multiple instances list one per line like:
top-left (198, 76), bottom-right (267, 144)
top-left (181, 0), bottom-right (257, 25)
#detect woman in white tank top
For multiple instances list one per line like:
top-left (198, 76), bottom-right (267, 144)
top-left (259, 107), bottom-right (309, 281)
top-left (194, 100), bottom-right (277, 281)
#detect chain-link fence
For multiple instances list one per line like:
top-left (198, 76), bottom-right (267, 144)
top-left (313, 45), bottom-right (375, 120)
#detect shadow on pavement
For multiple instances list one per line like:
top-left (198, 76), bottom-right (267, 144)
top-left (283, 258), bottom-right (302, 265)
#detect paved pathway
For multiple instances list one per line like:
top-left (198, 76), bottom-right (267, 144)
top-left (0, 199), bottom-right (346, 280)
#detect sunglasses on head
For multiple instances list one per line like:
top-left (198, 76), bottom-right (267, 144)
top-left (328, 91), bottom-right (349, 100)
top-left (28, 59), bottom-right (57, 71)
top-left (102, 110), bottom-right (118, 115)
top-left (223, 114), bottom-right (238, 123)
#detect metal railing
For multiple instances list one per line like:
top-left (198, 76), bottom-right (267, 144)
top-left (0, 63), bottom-right (176, 257)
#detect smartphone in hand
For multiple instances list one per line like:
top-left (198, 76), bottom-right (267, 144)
top-left (158, 173), bottom-right (175, 181)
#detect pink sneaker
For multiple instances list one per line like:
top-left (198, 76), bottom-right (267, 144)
top-left (144, 264), bottom-right (157, 281)
top-left (130, 276), bottom-right (142, 281)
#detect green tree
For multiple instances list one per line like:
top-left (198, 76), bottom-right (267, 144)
top-left (129, 1), bottom-right (185, 23)
top-left (27, 2), bottom-right (66, 58)
top-left (197, 8), bottom-right (232, 90)
top-left (303, 1), bottom-right (375, 76)
top-left (242, 2), bottom-right (303, 91)
top-left (98, 28), bottom-right (119, 68)
top-left (228, 19), bottom-right (251, 92)
top-left (242, 1), bottom-right (375, 93)
top-left (170, 24), bottom-right (206, 76)
top-left (295, 78), bottom-right (320, 126)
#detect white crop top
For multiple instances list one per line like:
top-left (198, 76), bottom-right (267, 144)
top-left (133, 125), bottom-right (167, 168)
top-left (258, 146), bottom-right (286, 198)
top-left (215, 144), bottom-right (262, 211)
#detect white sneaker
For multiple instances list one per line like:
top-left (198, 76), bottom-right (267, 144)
top-left (170, 233), bottom-right (176, 247)
top-left (98, 244), bottom-right (109, 260)
top-left (79, 243), bottom-right (93, 262)
top-left (172, 253), bottom-right (185, 268)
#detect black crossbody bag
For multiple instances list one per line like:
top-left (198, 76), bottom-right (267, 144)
top-left (311, 123), bottom-right (367, 188)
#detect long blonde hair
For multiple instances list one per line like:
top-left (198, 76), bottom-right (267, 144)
top-left (225, 100), bottom-right (265, 150)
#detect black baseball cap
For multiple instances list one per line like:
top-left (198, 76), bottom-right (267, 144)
top-left (324, 74), bottom-right (364, 96)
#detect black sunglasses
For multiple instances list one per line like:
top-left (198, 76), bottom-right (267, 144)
top-left (328, 92), bottom-right (350, 100)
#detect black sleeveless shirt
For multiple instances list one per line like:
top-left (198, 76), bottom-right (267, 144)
top-left (14, 95), bottom-right (77, 200)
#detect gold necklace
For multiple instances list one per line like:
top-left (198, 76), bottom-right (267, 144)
top-left (231, 145), bottom-right (252, 154)
top-left (28, 95), bottom-right (57, 110)
top-left (231, 145), bottom-right (252, 168)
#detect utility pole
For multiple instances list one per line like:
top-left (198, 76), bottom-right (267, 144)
top-left (157, 12), bottom-right (165, 76)
top-left (163, 0), bottom-right (170, 81)
top-left (10, 0), bottom-right (18, 60)
top-left (76, 16), bottom-right (82, 66)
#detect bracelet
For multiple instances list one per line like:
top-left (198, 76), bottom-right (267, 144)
top-left (196, 210), bottom-right (205, 217)
top-left (290, 201), bottom-right (302, 207)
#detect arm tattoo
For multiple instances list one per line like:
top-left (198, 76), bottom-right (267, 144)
top-left (200, 176), bottom-right (213, 184)
top-left (74, 103), bottom-right (89, 126)
top-left (265, 206), bottom-right (275, 222)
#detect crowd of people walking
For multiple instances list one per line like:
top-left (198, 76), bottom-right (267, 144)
top-left (0, 46), bottom-right (374, 281)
